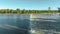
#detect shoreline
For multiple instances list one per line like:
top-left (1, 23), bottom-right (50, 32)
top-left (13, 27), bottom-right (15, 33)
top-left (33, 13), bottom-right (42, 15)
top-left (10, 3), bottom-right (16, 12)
top-left (0, 13), bottom-right (60, 14)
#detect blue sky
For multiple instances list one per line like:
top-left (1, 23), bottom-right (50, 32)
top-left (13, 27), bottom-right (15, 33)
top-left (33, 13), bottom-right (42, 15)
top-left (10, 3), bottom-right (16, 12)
top-left (0, 0), bottom-right (60, 10)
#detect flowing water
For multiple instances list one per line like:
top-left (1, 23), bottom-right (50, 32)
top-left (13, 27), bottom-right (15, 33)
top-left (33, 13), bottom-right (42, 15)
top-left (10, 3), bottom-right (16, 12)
top-left (30, 14), bottom-right (60, 34)
top-left (0, 14), bottom-right (30, 34)
top-left (0, 14), bottom-right (60, 34)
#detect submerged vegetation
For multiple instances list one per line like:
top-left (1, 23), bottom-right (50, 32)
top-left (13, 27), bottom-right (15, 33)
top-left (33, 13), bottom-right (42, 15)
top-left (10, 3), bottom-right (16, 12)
top-left (0, 8), bottom-right (60, 14)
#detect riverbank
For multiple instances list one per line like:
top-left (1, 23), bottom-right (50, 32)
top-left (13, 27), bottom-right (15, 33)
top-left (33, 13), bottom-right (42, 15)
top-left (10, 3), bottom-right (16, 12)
top-left (0, 12), bottom-right (60, 14)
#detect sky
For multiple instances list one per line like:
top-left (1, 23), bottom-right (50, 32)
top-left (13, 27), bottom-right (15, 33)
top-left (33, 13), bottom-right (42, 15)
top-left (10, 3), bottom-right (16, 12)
top-left (0, 0), bottom-right (60, 10)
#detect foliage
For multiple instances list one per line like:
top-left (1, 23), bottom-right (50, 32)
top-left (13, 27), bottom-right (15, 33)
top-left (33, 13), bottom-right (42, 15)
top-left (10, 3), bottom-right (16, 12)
top-left (0, 8), bottom-right (59, 14)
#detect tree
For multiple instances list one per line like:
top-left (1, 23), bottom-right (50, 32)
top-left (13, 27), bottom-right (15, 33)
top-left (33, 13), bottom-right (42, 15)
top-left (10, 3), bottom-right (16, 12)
top-left (16, 8), bottom-right (20, 14)
top-left (21, 9), bottom-right (25, 14)
top-left (58, 7), bottom-right (60, 12)
top-left (48, 7), bottom-right (51, 13)
top-left (9, 9), bottom-right (13, 13)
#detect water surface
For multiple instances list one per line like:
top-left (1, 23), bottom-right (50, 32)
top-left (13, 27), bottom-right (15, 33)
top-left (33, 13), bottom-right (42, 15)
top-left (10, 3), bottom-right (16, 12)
top-left (30, 14), bottom-right (60, 34)
top-left (0, 14), bottom-right (30, 34)
top-left (0, 14), bottom-right (60, 34)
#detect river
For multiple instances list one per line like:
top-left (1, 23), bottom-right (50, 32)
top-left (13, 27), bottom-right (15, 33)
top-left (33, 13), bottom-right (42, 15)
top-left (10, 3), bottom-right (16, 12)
top-left (0, 14), bottom-right (30, 34)
top-left (30, 14), bottom-right (60, 34)
top-left (0, 14), bottom-right (60, 34)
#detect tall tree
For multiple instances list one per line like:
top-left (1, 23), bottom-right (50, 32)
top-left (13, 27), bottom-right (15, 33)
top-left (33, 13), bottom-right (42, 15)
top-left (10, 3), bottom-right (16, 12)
top-left (16, 8), bottom-right (20, 14)
top-left (48, 7), bottom-right (51, 13)
top-left (58, 7), bottom-right (60, 12)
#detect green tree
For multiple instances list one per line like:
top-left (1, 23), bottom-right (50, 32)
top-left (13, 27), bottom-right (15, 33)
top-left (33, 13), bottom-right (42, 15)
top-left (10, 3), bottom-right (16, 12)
top-left (58, 7), bottom-right (60, 12)
top-left (16, 8), bottom-right (20, 14)
top-left (22, 9), bottom-right (25, 14)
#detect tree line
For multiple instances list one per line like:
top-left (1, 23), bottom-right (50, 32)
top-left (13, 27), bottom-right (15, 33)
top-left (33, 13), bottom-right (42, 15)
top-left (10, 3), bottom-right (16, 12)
top-left (0, 8), bottom-right (60, 14)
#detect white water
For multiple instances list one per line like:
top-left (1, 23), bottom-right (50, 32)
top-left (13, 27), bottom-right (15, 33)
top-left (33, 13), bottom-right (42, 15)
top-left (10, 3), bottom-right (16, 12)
top-left (30, 14), bottom-right (60, 34)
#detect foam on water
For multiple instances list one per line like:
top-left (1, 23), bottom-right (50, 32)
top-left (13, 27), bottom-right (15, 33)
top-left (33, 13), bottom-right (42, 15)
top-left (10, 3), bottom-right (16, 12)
top-left (30, 14), bottom-right (60, 34)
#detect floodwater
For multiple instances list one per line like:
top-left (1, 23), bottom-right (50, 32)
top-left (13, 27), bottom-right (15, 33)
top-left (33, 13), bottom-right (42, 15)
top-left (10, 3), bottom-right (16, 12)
top-left (30, 14), bottom-right (60, 34)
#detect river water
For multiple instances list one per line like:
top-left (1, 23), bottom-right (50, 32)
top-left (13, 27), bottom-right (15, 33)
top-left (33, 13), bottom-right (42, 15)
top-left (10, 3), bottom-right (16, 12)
top-left (0, 14), bottom-right (30, 34)
top-left (30, 14), bottom-right (60, 34)
top-left (0, 14), bottom-right (60, 34)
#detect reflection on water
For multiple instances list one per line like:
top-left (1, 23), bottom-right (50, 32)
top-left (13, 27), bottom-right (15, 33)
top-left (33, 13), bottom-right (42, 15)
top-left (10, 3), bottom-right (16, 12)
top-left (30, 14), bottom-right (60, 34)
top-left (0, 14), bottom-right (30, 34)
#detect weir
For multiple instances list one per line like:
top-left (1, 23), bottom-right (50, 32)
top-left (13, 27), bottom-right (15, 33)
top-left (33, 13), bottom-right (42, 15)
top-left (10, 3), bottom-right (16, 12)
top-left (0, 13), bottom-right (60, 34)
top-left (30, 14), bottom-right (60, 34)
